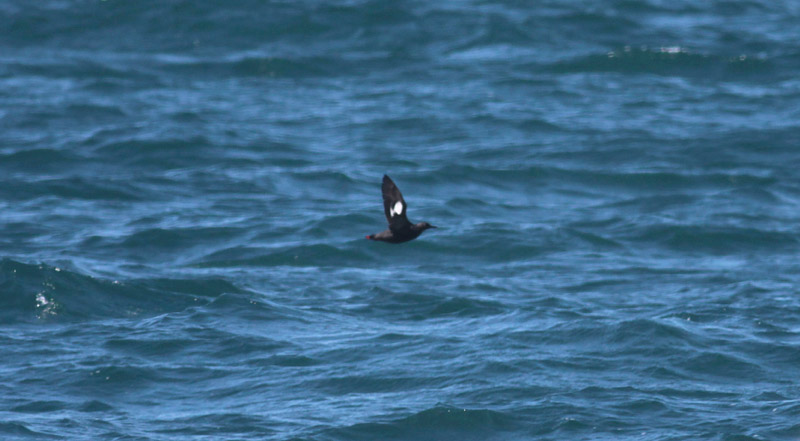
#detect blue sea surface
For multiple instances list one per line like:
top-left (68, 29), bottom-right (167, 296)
top-left (2, 1), bottom-right (800, 439)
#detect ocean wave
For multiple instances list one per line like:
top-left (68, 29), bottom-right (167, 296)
top-left (80, 226), bottom-right (248, 264)
top-left (681, 351), bottom-right (766, 380)
top-left (0, 177), bottom-right (143, 202)
top-left (549, 46), bottom-right (776, 81)
top-left (157, 56), bottom-right (339, 78)
top-left (0, 148), bottom-right (85, 173)
top-left (4, 57), bottom-right (152, 81)
top-left (429, 164), bottom-right (776, 193)
top-left (607, 318), bottom-right (697, 347)
top-left (0, 259), bottom-right (240, 322)
top-left (0, 421), bottom-right (56, 439)
top-left (343, 286), bottom-right (507, 321)
top-left (630, 224), bottom-right (798, 254)
top-left (10, 400), bottom-right (67, 413)
top-left (328, 405), bottom-right (520, 441)
top-left (153, 413), bottom-right (277, 437)
top-left (194, 243), bottom-right (374, 268)
top-left (309, 373), bottom-right (441, 395)
top-left (92, 137), bottom-right (217, 169)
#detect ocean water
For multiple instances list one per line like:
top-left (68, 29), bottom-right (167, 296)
top-left (2, 0), bottom-right (800, 439)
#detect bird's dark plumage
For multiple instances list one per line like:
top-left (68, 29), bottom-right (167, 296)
top-left (366, 175), bottom-right (436, 244)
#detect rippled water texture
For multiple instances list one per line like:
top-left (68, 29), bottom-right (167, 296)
top-left (2, 0), bottom-right (800, 440)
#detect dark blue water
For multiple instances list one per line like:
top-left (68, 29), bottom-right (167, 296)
top-left (2, 1), bottom-right (800, 439)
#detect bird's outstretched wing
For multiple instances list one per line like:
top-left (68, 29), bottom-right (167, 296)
top-left (382, 175), bottom-right (411, 230)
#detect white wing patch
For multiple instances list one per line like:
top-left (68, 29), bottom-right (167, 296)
top-left (390, 201), bottom-right (403, 217)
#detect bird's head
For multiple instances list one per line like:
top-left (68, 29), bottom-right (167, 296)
top-left (416, 222), bottom-right (437, 232)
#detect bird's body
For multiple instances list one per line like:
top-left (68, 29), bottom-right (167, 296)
top-left (366, 175), bottom-right (436, 244)
top-left (367, 222), bottom-right (431, 244)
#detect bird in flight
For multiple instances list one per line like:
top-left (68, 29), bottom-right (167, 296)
top-left (366, 175), bottom-right (437, 244)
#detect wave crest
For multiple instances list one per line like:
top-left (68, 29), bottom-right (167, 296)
top-left (0, 259), bottom-right (239, 322)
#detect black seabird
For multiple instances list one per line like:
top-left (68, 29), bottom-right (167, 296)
top-left (366, 175), bottom-right (437, 244)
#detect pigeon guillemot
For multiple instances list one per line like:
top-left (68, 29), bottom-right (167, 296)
top-left (366, 175), bottom-right (437, 244)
